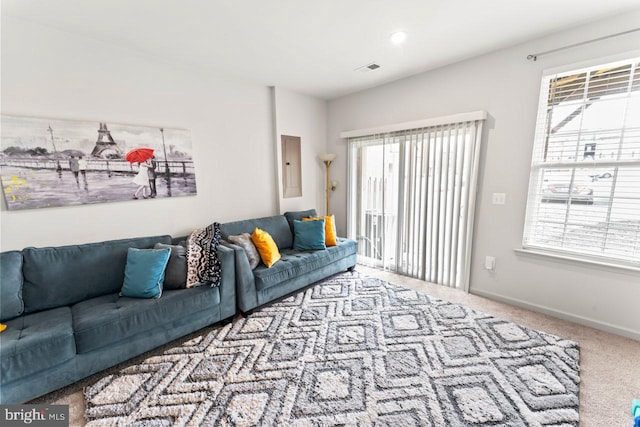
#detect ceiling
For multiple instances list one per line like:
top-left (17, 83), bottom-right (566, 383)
top-left (3, 0), bottom-right (640, 100)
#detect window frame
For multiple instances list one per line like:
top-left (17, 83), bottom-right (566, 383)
top-left (521, 53), bottom-right (640, 270)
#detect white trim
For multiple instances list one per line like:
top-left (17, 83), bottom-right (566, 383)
top-left (514, 248), bottom-right (640, 273)
top-left (346, 142), bottom-right (355, 240)
top-left (340, 111), bottom-right (487, 139)
top-left (530, 159), bottom-right (640, 169)
top-left (470, 288), bottom-right (640, 341)
top-left (541, 50), bottom-right (640, 76)
top-left (462, 121), bottom-right (484, 293)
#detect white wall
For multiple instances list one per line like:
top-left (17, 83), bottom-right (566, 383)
top-left (327, 10), bottom-right (640, 339)
top-left (272, 87), bottom-right (327, 214)
top-left (3, 11), bottom-right (639, 339)
top-left (0, 17), bottom-right (286, 250)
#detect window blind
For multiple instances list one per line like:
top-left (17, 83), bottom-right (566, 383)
top-left (348, 116), bottom-right (484, 289)
top-left (523, 57), bottom-right (640, 267)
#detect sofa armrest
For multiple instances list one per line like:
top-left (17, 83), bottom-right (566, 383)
top-left (221, 241), bottom-right (258, 312)
top-left (217, 244), bottom-right (237, 320)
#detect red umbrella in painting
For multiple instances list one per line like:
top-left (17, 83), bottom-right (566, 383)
top-left (125, 147), bottom-right (154, 164)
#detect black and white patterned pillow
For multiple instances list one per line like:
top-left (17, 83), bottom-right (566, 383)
top-left (186, 222), bottom-right (222, 288)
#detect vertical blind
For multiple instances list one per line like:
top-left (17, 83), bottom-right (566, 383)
top-left (523, 56), bottom-right (640, 267)
top-left (348, 117), bottom-right (484, 289)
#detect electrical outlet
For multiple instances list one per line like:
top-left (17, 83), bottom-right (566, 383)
top-left (492, 193), bottom-right (506, 205)
top-left (485, 256), bottom-right (496, 271)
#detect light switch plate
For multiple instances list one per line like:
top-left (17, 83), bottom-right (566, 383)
top-left (485, 256), bottom-right (496, 271)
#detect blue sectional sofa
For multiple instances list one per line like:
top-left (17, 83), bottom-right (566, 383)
top-left (220, 210), bottom-right (358, 313)
top-left (0, 235), bottom-right (236, 404)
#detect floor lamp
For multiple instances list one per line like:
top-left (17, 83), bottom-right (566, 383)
top-left (318, 153), bottom-right (337, 215)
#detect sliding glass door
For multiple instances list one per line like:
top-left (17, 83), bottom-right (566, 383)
top-left (348, 119), bottom-right (484, 289)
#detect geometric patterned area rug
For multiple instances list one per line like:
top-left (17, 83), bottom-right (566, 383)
top-left (84, 272), bottom-right (580, 426)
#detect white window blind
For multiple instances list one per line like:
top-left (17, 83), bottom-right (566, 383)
top-left (348, 115), bottom-right (485, 289)
top-left (523, 56), bottom-right (640, 267)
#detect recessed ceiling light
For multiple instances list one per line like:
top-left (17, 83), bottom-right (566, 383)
top-left (390, 31), bottom-right (407, 45)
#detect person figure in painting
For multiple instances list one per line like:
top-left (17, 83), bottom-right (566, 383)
top-left (147, 155), bottom-right (157, 198)
top-left (78, 156), bottom-right (88, 187)
top-left (132, 159), bottom-right (151, 199)
top-left (69, 155), bottom-right (80, 186)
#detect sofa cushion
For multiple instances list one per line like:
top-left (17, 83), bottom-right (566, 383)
top-left (71, 287), bottom-right (220, 354)
top-left (0, 307), bottom-right (75, 383)
top-left (221, 215), bottom-right (293, 249)
top-left (284, 209), bottom-right (318, 233)
top-left (154, 243), bottom-right (188, 289)
top-left (0, 251), bottom-right (24, 322)
top-left (121, 248), bottom-right (171, 299)
top-left (253, 238), bottom-right (357, 291)
top-left (22, 235), bottom-right (172, 314)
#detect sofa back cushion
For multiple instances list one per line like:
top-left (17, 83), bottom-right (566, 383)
top-left (284, 209), bottom-right (318, 233)
top-left (22, 235), bottom-right (172, 314)
top-left (0, 251), bottom-right (24, 321)
top-left (220, 215), bottom-right (292, 249)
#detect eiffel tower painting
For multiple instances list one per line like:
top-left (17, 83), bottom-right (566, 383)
top-left (1, 114), bottom-right (197, 210)
top-left (90, 123), bottom-right (124, 158)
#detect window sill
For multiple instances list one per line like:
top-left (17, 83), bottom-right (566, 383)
top-left (513, 248), bottom-right (640, 274)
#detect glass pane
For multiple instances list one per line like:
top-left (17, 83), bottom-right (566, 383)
top-left (354, 139), bottom-right (399, 270)
top-left (549, 103), bottom-right (582, 133)
top-left (580, 130), bottom-right (622, 161)
top-left (632, 63), bottom-right (640, 92)
top-left (620, 127), bottom-right (640, 161)
top-left (604, 221), bottom-right (640, 260)
top-left (545, 133), bottom-right (580, 162)
top-left (581, 98), bottom-right (626, 132)
top-left (625, 95), bottom-right (640, 128)
top-left (549, 73), bottom-right (586, 105)
top-left (531, 166), bottom-right (639, 261)
top-left (545, 101), bottom-right (626, 163)
top-left (612, 167), bottom-right (640, 200)
top-left (586, 64), bottom-right (632, 99)
top-left (563, 225), bottom-right (605, 254)
top-left (540, 168), bottom-right (594, 204)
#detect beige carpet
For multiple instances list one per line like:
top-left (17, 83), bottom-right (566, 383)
top-left (32, 266), bottom-right (640, 426)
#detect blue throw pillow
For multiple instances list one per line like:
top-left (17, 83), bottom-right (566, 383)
top-left (293, 219), bottom-right (326, 250)
top-left (120, 248), bottom-right (171, 299)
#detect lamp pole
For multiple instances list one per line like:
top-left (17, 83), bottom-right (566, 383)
top-left (319, 153), bottom-right (337, 215)
top-left (324, 159), bottom-right (332, 215)
top-left (160, 128), bottom-right (171, 196)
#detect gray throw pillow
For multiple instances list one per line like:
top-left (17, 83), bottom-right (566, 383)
top-left (228, 233), bottom-right (260, 270)
top-left (154, 243), bottom-right (187, 289)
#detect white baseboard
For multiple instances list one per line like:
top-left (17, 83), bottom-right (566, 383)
top-left (470, 288), bottom-right (640, 341)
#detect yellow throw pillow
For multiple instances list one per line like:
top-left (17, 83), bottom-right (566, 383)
top-left (304, 215), bottom-right (338, 246)
top-left (0, 324), bottom-right (6, 333)
top-left (251, 227), bottom-right (281, 268)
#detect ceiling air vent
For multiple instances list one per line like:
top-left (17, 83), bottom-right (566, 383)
top-left (355, 62), bottom-right (381, 73)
